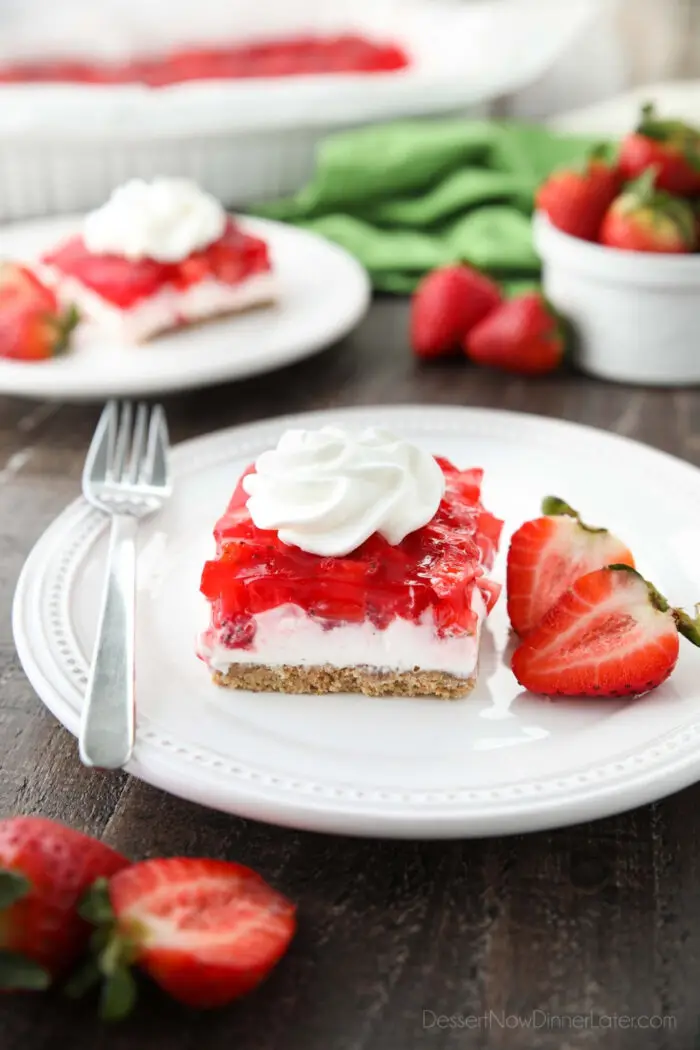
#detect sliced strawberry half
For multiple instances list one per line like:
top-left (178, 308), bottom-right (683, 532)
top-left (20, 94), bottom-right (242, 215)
top-left (72, 857), bottom-right (296, 1017)
top-left (0, 262), bottom-right (79, 361)
top-left (506, 497), bottom-right (634, 636)
top-left (512, 565), bottom-right (700, 698)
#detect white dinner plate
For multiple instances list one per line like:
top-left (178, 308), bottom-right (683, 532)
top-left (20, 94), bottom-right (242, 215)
top-left (0, 215), bottom-right (370, 401)
top-left (13, 405), bottom-right (700, 838)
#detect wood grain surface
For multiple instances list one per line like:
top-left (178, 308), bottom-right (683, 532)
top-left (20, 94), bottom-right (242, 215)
top-left (1, 299), bottom-right (699, 1049)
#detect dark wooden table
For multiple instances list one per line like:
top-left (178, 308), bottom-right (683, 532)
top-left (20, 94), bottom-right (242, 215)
top-left (1, 299), bottom-right (699, 1050)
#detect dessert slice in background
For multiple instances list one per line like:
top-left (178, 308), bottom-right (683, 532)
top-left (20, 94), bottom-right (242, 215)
top-left (198, 427), bottom-right (502, 700)
top-left (41, 178), bottom-right (276, 343)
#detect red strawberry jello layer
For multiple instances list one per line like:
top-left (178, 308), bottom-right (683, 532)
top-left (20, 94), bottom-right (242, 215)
top-left (198, 457), bottom-right (503, 699)
top-left (41, 218), bottom-right (275, 343)
top-left (0, 35), bottom-right (409, 86)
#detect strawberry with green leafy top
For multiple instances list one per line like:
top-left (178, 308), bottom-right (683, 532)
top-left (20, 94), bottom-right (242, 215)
top-left (0, 263), bottom-right (78, 361)
top-left (507, 497), bottom-right (635, 636)
top-left (0, 817), bottom-right (129, 990)
top-left (71, 857), bottom-right (296, 1018)
top-left (512, 566), bottom-right (700, 698)
top-left (536, 150), bottom-right (620, 241)
top-left (600, 170), bottom-right (696, 253)
top-left (618, 103), bottom-right (700, 197)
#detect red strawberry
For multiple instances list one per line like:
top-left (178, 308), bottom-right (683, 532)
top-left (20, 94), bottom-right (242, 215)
top-left (410, 265), bottom-right (502, 359)
top-left (74, 857), bottom-right (296, 1017)
top-left (536, 152), bottom-right (620, 241)
top-left (0, 263), bottom-right (78, 361)
top-left (618, 103), bottom-right (700, 196)
top-left (0, 816), bottom-right (129, 990)
top-left (600, 170), bottom-right (696, 253)
top-left (512, 565), bottom-right (700, 698)
top-left (507, 497), bottom-right (635, 636)
top-left (464, 292), bottom-right (564, 376)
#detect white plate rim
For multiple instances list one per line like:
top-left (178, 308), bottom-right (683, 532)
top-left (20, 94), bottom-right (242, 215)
top-left (0, 214), bottom-right (371, 401)
top-left (13, 404), bottom-right (700, 838)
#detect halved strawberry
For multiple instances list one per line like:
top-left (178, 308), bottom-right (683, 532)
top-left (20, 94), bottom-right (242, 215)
top-left (507, 497), bottom-right (634, 636)
top-left (0, 816), bottom-right (129, 990)
top-left (73, 857), bottom-right (296, 1017)
top-left (0, 263), bottom-right (79, 361)
top-left (512, 565), bottom-right (700, 698)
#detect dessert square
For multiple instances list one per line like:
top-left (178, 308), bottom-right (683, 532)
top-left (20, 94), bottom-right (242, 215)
top-left (40, 179), bottom-right (276, 342)
top-left (198, 428), bottom-right (502, 699)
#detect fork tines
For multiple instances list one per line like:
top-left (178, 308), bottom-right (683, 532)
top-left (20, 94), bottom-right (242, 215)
top-left (82, 400), bottom-right (170, 497)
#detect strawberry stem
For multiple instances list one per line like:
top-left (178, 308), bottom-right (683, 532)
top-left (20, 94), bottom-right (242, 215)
top-left (53, 304), bottom-right (80, 356)
top-left (100, 966), bottom-right (138, 1022)
top-left (541, 496), bottom-right (578, 518)
top-left (673, 606), bottom-right (700, 647)
top-left (625, 168), bottom-right (659, 206)
top-left (78, 877), bottom-right (115, 925)
top-left (0, 869), bottom-right (31, 908)
top-left (0, 870), bottom-right (52, 991)
top-left (69, 877), bottom-right (141, 1021)
top-left (608, 565), bottom-right (700, 644)
top-left (0, 950), bottom-right (51, 991)
top-left (541, 496), bottom-right (606, 534)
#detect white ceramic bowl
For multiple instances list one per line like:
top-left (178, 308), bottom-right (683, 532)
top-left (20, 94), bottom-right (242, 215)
top-left (534, 212), bottom-right (700, 387)
top-left (0, 0), bottom-right (597, 221)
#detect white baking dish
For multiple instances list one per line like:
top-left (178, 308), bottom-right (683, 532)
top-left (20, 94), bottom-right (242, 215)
top-left (534, 212), bottom-right (700, 387)
top-left (0, 0), bottom-right (598, 220)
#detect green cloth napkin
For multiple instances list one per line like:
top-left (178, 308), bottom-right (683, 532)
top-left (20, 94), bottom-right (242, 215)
top-left (251, 120), bottom-right (613, 294)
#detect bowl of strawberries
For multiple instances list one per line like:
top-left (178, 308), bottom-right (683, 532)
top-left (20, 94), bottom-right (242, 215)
top-left (534, 104), bottom-right (700, 386)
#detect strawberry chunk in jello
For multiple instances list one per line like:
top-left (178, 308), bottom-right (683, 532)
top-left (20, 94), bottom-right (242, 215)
top-left (200, 458), bottom-right (503, 652)
top-left (42, 218), bottom-right (271, 310)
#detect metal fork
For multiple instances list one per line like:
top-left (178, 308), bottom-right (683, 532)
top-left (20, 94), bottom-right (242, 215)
top-left (80, 400), bottom-right (171, 769)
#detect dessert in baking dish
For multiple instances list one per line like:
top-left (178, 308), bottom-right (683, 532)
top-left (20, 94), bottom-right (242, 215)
top-left (0, 35), bottom-right (409, 85)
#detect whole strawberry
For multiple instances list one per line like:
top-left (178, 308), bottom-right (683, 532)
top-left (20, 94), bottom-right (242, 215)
top-left (410, 265), bottom-right (501, 359)
top-left (618, 103), bottom-right (700, 196)
top-left (464, 292), bottom-right (564, 376)
top-left (72, 857), bottom-right (297, 1017)
top-left (0, 263), bottom-right (78, 361)
top-left (507, 497), bottom-right (635, 636)
top-left (600, 170), bottom-right (696, 253)
top-left (536, 151), bottom-right (619, 241)
top-left (512, 565), bottom-right (700, 698)
top-left (0, 816), bottom-right (129, 989)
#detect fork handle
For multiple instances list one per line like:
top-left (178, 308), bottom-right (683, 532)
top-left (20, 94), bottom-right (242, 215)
top-left (79, 514), bottom-right (138, 769)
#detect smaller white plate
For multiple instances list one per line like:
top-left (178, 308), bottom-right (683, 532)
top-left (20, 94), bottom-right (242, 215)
top-left (0, 215), bottom-right (370, 401)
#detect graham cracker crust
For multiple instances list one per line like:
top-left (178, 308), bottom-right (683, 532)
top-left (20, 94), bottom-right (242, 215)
top-left (212, 663), bottom-right (476, 700)
top-left (147, 296), bottom-right (276, 342)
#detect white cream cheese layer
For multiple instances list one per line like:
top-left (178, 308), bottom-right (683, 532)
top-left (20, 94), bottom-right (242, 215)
top-left (42, 269), bottom-right (277, 342)
top-left (199, 590), bottom-right (486, 680)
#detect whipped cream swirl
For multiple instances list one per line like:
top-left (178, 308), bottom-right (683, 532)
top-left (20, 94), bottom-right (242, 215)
top-left (242, 426), bottom-right (445, 557)
top-left (83, 178), bottom-right (227, 263)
